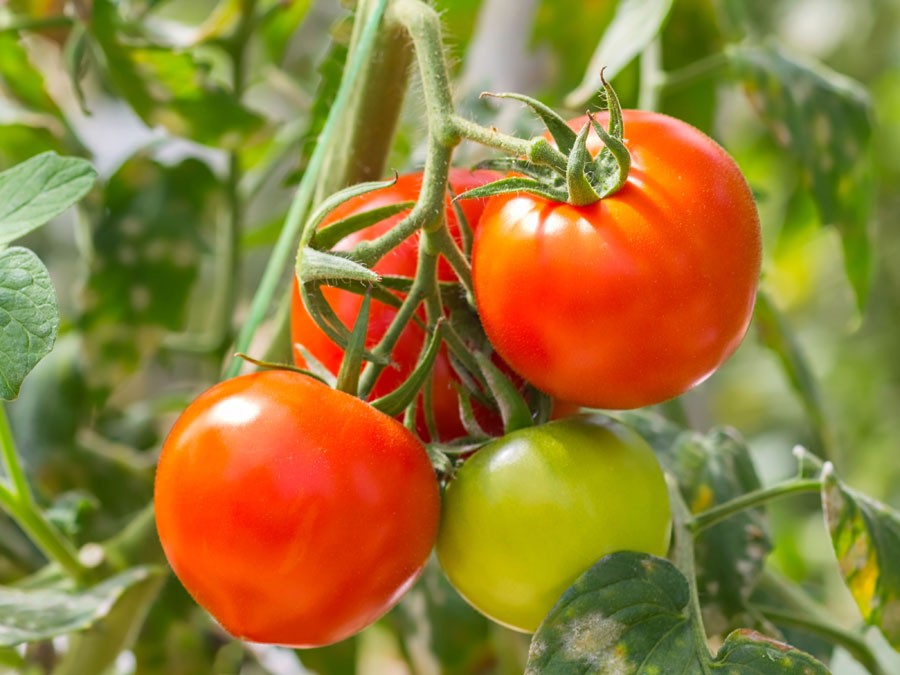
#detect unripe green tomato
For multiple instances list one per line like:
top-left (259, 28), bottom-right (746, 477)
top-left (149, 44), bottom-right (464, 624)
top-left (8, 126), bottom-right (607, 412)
top-left (436, 414), bottom-right (671, 633)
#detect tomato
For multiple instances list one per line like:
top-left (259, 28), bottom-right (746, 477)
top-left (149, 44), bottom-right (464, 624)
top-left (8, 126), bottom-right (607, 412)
top-left (154, 370), bottom-right (440, 647)
top-left (291, 169), bottom-right (500, 441)
top-left (471, 110), bottom-right (762, 409)
top-left (436, 414), bottom-right (671, 633)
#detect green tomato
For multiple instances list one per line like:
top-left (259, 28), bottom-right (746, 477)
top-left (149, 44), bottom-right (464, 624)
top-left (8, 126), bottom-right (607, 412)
top-left (436, 414), bottom-right (671, 633)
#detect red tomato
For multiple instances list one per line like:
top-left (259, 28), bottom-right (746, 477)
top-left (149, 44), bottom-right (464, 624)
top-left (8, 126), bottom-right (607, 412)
top-left (472, 111), bottom-right (761, 409)
top-left (154, 370), bottom-right (440, 647)
top-left (291, 169), bottom-right (500, 441)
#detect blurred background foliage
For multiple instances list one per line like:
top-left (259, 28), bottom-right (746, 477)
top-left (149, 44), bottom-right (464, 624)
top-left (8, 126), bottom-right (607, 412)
top-left (1, 0), bottom-right (899, 672)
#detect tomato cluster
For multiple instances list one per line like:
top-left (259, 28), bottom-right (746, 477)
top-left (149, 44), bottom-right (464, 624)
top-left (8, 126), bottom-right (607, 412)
top-left (154, 107), bottom-right (759, 646)
top-left (289, 169), bottom-right (501, 441)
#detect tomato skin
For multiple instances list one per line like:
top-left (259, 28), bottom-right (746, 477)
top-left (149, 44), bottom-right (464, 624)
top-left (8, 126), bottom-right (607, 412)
top-left (290, 169), bottom-right (500, 441)
top-left (154, 370), bottom-right (440, 647)
top-left (436, 415), bottom-right (671, 633)
top-left (472, 110), bottom-right (762, 409)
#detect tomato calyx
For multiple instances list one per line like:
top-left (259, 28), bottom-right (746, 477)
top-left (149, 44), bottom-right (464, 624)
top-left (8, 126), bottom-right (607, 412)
top-left (459, 74), bottom-right (632, 206)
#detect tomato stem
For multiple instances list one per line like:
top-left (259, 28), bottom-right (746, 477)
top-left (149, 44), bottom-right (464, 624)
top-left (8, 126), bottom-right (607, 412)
top-left (315, 0), bottom-right (413, 201)
top-left (754, 569), bottom-right (889, 675)
top-left (0, 405), bottom-right (91, 585)
top-left (668, 481), bottom-right (717, 663)
top-left (689, 478), bottom-right (822, 533)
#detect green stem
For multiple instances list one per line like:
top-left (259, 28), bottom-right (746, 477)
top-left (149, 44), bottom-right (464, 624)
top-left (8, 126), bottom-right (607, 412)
top-left (0, 408), bottom-right (88, 584)
top-left (314, 0), bottom-right (413, 202)
top-left (451, 115), bottom-right (568, 173)
top-left (755, 569), bottom-right (887, 675)
top-left (223, 0), bottom-right (391, 379)
top-left (657, 51), bottom-right (730, 96)
top-left (669, 483), bottom-right (714, 670)
top-left (689, 478), bottom-right (821, 533)
top-left (0, 405), bottom-right (32, 502)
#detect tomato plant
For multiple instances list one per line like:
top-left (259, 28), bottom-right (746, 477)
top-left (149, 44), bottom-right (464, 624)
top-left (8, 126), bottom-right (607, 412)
top-left (290, 169), bottom-right (501, 440)
top-left (436, 414), bottom-right (671, 633)
top-left (153, 369), bottom-right (440, 647)
top-left (0, 0), bottom-right (894, 673)
top-left (472, 110), bottom-right (762, 410)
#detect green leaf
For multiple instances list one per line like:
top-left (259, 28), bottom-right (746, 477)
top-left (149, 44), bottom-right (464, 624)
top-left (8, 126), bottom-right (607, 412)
top-left (89, 0), bottom-right (265, 148)
top-left (0, 152), bottom-right (97, 245)
top-left (0, 248), bottom-right (59, 401)
top-left (565, 0), bottom-right (676, 107)
top-left (0, 566), bottom-right (163, 647)
top-left (527, 552), bottom-right (829, 674)
top-left (822, 465), bottom-right (900, 648)
top-left (52, 567), bottom-right (166, 675)
top-left (729, 43), bottom-right (874, 307)
top-left (260, 0), bottom-right (315, 63)
top-left (0, 34), bottom-right (63, 118)
top-left (615, 411), bottom-right (772, 632)
top-left (755, 289), bottom-right (839, 459)
top-left (78, 156), bottom-right (220, 396)
top-left (667, 428), bottom-right (772, 633)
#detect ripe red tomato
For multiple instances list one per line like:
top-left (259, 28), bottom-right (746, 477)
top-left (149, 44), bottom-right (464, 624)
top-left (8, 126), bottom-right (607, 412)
top-left (472, 110), bottom-right (761, 409)
top-left (154, 370), bottom-right (440, 647)
top-left (291, 169), bottom-right (500, 441)
top-left (436, 414), bottom-right (671, 633)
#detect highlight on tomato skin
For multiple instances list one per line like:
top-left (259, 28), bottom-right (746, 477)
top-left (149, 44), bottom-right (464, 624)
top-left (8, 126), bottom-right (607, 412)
top-left (471, 109), bottom-right (762, 410)
top-left (153, 369), bottom-right (441, 648)
top-left (290, 168), bottom-right (503, 442)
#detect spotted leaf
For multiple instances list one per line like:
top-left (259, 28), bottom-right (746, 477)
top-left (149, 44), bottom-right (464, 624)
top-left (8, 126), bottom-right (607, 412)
top-left (729, 43), bottom-right (874, 308)
top-left (526, 552), bottom-right (829, 674)
top-left (0, 566), bottom-right (163, 647)
top-left (823, 467), bottom-right (900, 648)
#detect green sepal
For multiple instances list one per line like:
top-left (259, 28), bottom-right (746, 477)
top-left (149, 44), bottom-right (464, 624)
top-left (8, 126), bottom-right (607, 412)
top-left (299, 174), bottom-right (400, 248)
top-left (456, 176), bottom-right (568, 204)
top-left (370, 320), bottom-right (445, 417)
top-left (298, 282), bottom-right (389, 366)
top-left (601, 71), bottom-right (625, 138)
top-left (481, 91), bottom-right (578, 156)
top-left (566, 121), bottom-right (603, 206)
top-left (425, 444), bottom-right (456, 479)
top-left (473, 352), bottom-right (533, 434)
top-left (293, 344), bottom-right (338, 388)
top-left (296, 247), bottom-right (381, 284)
top-left (335, 291), bottom-right (372, 395)
top-left (446, 183), bottom-right (475, 257)
top-left (474, 157), bottom-right (560, 182)
top-left (233, 352), bottom-right (332, 386)
top-left (588, 111), bottom-right (632, 197)
top-left (453, 383), bottom-right (492, 441)
top-left (315, 200), bottom-right (415, 251)
top-left (528, 387), bottom-right (557, 426)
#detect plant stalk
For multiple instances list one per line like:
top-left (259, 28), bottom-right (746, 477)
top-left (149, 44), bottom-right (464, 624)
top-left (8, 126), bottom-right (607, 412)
top-left (689, 478), bottom-right (822, 533)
